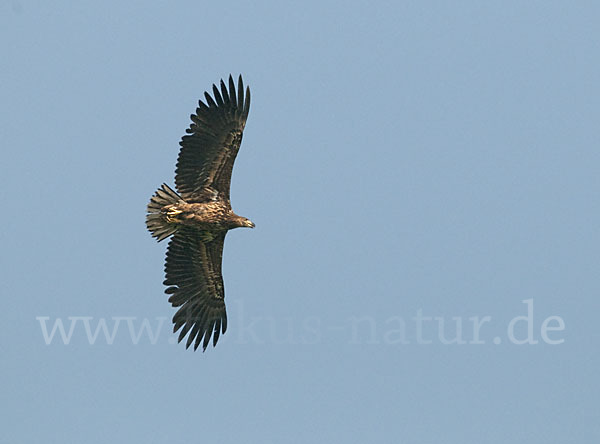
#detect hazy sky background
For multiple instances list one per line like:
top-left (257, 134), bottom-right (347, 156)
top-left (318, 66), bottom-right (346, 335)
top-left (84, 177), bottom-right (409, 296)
top-left (2, 1), bottom-right (599, 443)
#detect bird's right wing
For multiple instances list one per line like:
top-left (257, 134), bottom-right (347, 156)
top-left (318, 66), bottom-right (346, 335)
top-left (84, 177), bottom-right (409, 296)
top-left (175, 75), bottom-right (250, 203)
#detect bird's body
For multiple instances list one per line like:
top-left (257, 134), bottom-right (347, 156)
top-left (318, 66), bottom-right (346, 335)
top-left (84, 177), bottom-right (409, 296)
top-left (164, 201), bottom-right (253, 231)
top-left (146, 75), bottom-right (253, 351)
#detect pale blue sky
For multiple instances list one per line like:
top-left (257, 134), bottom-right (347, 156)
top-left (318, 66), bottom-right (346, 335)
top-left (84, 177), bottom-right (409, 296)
top-left (2, 1), bottom-right (599, 443)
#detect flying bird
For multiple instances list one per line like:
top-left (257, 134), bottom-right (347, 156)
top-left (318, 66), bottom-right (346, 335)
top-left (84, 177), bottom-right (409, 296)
top-left (146, 75), bottom-right (253, 351)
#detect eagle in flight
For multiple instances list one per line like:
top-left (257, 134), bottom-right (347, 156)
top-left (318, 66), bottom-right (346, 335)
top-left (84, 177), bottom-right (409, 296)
top-left (146, 75), bottom-right (253, 351)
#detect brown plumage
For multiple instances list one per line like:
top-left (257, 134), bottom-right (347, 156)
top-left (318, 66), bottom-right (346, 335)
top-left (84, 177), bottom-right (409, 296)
top-left (146, 75), bottom-right (253, 351)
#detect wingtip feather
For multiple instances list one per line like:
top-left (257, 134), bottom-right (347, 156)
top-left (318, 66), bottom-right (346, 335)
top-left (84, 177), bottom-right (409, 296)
top-left (212, 84), bottom-right (224, 107)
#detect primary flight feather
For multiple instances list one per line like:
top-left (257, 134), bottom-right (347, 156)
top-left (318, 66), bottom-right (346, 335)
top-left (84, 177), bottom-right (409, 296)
top-left (146, 75), bottom-right (253, 351)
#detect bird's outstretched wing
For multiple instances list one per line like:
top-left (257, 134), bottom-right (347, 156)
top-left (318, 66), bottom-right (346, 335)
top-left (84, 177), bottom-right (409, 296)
top-left (164, 228), bottom-right (227, 351)
top-left (175, 74), bottom-right (250, 202)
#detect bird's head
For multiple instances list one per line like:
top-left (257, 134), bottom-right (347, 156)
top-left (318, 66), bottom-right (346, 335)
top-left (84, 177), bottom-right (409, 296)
top-left (231, 214), bottom-right (255, 229)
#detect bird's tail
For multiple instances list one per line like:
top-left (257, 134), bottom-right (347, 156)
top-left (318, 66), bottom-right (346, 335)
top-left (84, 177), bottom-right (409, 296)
top-left (146, 184), bottom-right (182, 242)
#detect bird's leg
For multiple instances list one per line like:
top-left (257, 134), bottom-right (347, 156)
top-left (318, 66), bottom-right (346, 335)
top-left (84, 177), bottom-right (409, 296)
top-left (165, 207), bottom-right (183, 223)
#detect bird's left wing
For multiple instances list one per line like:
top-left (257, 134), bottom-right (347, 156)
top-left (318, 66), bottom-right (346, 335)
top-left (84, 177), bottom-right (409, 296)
top-left (164, 228), bottom-right (227, 351)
